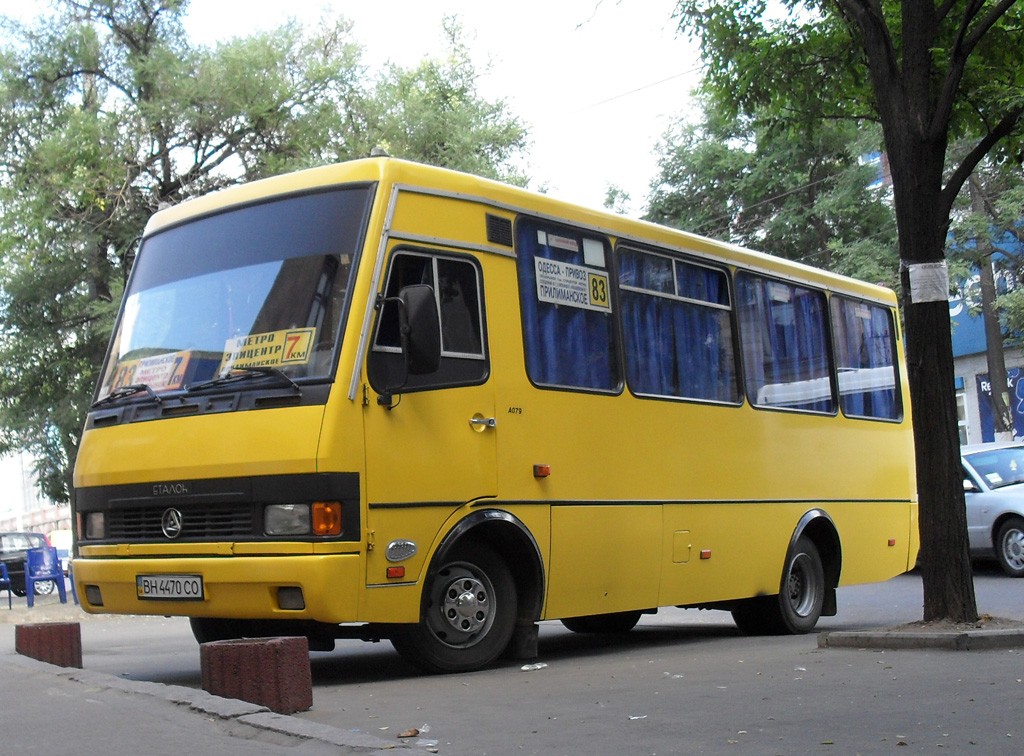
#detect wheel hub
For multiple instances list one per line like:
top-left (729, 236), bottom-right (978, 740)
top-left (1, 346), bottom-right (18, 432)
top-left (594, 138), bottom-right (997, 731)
top-left (441, 576), bottom-right (490, 634)
top-left (1004, 529), bottom-right (1024, 568)
top-left (786, 552), bottom-right (818, 618)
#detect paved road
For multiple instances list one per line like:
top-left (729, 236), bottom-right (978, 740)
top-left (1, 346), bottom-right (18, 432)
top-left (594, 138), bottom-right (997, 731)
top-left (2, 567), bottom-right (1022, 754)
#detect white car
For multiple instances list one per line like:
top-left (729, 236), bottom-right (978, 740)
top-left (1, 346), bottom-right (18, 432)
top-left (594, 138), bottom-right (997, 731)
top-left (961, 443), bottom-right (1024, 576)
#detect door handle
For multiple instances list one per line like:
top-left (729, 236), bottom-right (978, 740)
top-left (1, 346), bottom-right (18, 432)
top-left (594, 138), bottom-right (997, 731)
top-left (469, 416), bottom-right (496, 429)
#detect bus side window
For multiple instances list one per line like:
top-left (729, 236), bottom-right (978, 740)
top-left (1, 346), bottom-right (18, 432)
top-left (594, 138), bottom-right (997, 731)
top-left (736, 273), bottom-right (835, 414)
top-left (515, 219), bottom-right (620, 392)
top-left (368, 250), bottom-right (488, 393)
top-left (618, 246), bottom-right (739, 403)
top-left (437, 257), bottom-right (482, 356)
top-left (830, 296), bottom-right (902, 421)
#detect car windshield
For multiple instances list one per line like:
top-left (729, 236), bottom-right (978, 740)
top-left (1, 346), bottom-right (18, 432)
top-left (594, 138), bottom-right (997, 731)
top-left (0, 533), bottom-right (44, 554)
top-left (965, 447), bottom-right (1024, 489)
top-left (95, 186), bottom-right (373, 402)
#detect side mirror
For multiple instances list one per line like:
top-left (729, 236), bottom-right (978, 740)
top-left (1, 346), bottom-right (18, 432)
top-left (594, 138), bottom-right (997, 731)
top-left (399, 284), bottom-right (441, 375)
top-left (376, 284), bottom-right (441, 407)
top-left (963, 478), bottom-right (979, 493)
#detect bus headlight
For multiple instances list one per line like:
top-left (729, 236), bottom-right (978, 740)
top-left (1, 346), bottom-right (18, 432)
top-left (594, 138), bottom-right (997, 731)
top-left (85, 512), bottom-right (105, 539)
top-left (264, 504), bottom-right (311, 536)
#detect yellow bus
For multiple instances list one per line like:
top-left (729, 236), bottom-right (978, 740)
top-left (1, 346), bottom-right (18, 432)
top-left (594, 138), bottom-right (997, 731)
top-left (72, 157), bottom-right (918, 673)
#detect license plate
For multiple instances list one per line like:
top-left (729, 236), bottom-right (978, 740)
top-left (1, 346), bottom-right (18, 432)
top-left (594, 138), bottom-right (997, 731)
top-left (136, 574), bottom-right (204, 601)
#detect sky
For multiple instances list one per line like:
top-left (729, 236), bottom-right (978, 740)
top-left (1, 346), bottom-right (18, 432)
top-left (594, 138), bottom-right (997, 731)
top-left (0, 0), bottom-right (700, 509)
top-left (7, 0), bottom-right (701, 216)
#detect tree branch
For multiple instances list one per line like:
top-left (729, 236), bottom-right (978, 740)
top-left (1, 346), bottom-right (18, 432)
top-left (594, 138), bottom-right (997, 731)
top-left (933, 0), bottom-right (1017, 141)
top-left (28, 68), bottom-right (138, 106)
top-left (962, 0), bottom-right (1019, 52)
top-left (941, 105), bottom-right (1024, 216)
top-left (831, 0), bottom-right (902, 114)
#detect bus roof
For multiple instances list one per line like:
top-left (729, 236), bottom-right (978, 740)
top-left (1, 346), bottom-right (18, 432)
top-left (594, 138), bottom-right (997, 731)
top-left (143, 157), bottom-right (897, 305)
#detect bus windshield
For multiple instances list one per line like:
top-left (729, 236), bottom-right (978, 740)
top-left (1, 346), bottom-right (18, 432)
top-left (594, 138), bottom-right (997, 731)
top-left (96, 185), bottom-right (373, 401)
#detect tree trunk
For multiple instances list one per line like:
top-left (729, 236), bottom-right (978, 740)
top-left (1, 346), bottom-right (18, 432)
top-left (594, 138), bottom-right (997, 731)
top-left (971, 177), bottom-right (1013, 441)
top-left (978, 256), bottom-right (1013, 440)
top-left (889, 136), bottom-right (979, 623)
top-left (901, 291), bottom-right (979, 622)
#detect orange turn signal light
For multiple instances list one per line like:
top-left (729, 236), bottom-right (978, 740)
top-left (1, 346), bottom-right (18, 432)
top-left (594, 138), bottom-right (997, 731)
top-left (533, 464), bottom-right (551, 478)
top-left (387, 566), bottom-right (406, 579)
top-left (312, 501), bottom-right (343, 536)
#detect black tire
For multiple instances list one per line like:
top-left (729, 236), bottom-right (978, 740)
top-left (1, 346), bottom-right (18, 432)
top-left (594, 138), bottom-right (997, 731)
top-left (390, 542), bottom-right (517, 673)
top-left (561, 610), bottom-right (642, 634)
top-left (730, 595), bottom-right (777, 635)
top-left (995, 517), bottom-right (1024, 577)
top-left (189, 617), bottom-right (253, 644)
top-left (189, 617), bottom-right (335, 651)
top-left (732, 536), bottom-right (825, 635)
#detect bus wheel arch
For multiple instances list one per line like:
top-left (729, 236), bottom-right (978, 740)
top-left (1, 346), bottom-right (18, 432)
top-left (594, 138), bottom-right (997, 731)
top-left (732, 510), bottom-right (840, 635)
top-left (795, 510), bottom-right (841, 617)
top-left (390, 510), bottom-right (544, 672)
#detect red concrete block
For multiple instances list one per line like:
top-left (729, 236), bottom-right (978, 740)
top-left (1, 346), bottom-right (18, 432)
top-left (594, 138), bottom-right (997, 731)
top-left (15, 622), bottom-right (83, 668)
top-left (200, 636), bottom-right (312, 714)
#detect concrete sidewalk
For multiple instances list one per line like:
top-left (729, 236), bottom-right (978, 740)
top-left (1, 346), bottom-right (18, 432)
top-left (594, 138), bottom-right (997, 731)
top-left (1, 595), bottom-right (414, 755)
top-left (2, 653), bottom-right (408, 755)
top-left (820, 614), bottom-right (1024, 650)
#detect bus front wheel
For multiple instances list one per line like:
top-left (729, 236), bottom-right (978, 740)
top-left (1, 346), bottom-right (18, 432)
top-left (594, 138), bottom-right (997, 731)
top-left (390, 542), bottom-right (517, 673)
top-left (189, 617), bottom-right (253, 643)
top-left (731, 536), bottom-right (825, 635)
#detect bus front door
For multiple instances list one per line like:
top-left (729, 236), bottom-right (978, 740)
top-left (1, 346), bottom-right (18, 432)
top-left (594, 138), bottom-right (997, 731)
top-left (361, 248), bottom-right (497, 590)
top-left (362, 385), bottom-right (498, 589)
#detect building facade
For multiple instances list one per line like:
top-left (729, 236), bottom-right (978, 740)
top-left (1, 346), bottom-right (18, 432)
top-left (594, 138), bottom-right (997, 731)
top-left (951, 240), bottom-right (1024, 445)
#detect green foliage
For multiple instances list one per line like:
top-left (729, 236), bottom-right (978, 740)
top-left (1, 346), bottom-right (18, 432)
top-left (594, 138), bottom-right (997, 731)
top-left (946, 161), bottom-right (1024, 337)
top-left (674, 1), bottom-right (873, 126)
top-left (365, 18), bottom-right (528, 185)
top-left (0, 0), bottom-right (529, 502)
top-left (602, 185), bottom-right (632, 215)
top-left (674, 1), bottom-right (1024, 207)
top-left (646, 95), bottom-right (898, 286)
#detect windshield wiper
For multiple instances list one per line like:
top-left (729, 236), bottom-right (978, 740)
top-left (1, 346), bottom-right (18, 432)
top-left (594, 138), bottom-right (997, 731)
top-left (185, 366), bottom-right (300, 394)
top-left (91, 383), bottom-right (164, 409)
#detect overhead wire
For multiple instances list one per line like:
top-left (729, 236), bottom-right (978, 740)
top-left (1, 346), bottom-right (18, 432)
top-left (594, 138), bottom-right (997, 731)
top-left (574, 67), bottom-right (701, 113)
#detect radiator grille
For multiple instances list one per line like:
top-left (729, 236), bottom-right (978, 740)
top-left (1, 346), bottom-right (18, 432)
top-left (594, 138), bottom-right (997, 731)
top-left (106, 504), bottom-right (255, 540)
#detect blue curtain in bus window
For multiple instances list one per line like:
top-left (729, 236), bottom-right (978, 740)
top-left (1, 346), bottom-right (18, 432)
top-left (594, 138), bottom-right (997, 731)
top-left (675, 260), bottom-right (737, 401)
top-left (737, 273), bottom-right (834, 413)
top-left (619, 249), bottom-right (738, 402)
top-left (515, 221), bottom-right (618, 391)
top-left (830, 297), bottom-right (900, 420)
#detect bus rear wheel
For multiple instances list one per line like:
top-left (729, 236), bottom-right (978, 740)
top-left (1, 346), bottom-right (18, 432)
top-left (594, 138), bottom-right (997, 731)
top-left (732, 536), bottom-right (825, 635)
top-left (390, 542), bottom-right (517, 674)
top-left (561, 611), bottom-right (642, 634)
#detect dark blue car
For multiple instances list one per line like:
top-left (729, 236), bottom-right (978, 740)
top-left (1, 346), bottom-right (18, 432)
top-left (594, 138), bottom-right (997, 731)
top-left (0, 531), bottom-right (52, 596)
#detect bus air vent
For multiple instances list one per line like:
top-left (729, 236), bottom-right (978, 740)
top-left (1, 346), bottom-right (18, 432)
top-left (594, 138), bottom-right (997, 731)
top-left (486, 214), bottom-right (514, 247)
